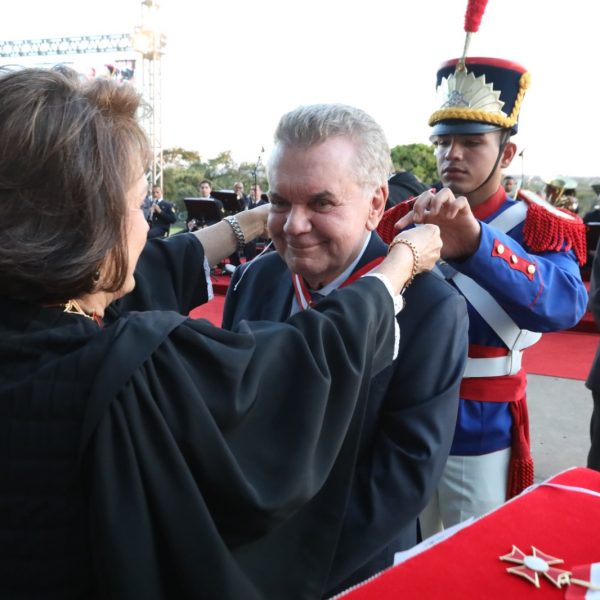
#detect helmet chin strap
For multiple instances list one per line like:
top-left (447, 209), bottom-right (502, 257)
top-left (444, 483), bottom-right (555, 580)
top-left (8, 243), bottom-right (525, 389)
top-left (451, 129), bottom-right (512, 198)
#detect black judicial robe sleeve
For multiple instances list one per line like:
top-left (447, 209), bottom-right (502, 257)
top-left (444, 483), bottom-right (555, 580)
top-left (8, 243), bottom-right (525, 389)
top-left (84, 278), bottom-right (396, 600)
top-left (111, 233), bottom-right (208, 316)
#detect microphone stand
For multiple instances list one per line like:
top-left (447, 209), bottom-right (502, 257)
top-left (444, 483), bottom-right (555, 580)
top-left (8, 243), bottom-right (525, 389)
top-left (250, 146), bottom-right (273, 257)
top-left (252, 146), bottom-right (264, 206)
top-left (517, 148), bottom-right (526, 197)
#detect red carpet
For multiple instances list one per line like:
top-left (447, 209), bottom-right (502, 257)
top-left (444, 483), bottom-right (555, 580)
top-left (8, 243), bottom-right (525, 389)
top-left (523, 331), bottom-right (599, 381)
top-left (188, 271), bottom-right (231, 326)
top-left (189, 294), bottom-right (225, 326)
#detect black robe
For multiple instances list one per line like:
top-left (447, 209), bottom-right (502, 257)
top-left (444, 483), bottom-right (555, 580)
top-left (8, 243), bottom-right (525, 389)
top-left (0, 234), bottom-right (395, 599)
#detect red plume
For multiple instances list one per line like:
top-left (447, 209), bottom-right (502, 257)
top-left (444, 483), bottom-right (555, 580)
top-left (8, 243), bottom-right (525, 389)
top-left (464, 0), bottom-right (489, 33)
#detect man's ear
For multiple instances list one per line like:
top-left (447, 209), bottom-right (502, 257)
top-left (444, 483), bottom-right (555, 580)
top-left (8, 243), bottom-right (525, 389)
top-left (500, 141), bottom-right (517, 169)
top-left (366, 184), bottom-right (388, 231)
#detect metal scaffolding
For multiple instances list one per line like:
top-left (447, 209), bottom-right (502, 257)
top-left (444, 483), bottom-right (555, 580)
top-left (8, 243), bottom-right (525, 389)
top-left (0, 34), bottom-right (132, 57)
top-left (134, 0), bottom-right (166, 185)
top-left (0, 1), bottom-right (165, 185)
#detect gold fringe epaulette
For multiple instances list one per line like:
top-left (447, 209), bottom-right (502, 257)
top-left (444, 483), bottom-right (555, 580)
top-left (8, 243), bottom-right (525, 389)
top-left (519, 189), bottom-right (587, 266)
top-left (378, 191), bottom-right (587, 266)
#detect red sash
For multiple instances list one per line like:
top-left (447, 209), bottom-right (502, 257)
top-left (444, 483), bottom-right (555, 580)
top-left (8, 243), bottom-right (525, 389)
top-left (292, 257), bottom-right (385, 309)
top-left (460, 343), bottom-right (533, 498)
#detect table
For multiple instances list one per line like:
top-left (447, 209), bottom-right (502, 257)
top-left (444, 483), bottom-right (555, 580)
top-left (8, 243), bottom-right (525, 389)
top-left (339, 468), bottom-right (600, 599)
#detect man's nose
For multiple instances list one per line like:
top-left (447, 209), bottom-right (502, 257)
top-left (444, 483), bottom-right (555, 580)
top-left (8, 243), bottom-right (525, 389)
top-left (283, 205), bottom-right (311, 235)
top-left (443, 139), bottom-right (463, 159)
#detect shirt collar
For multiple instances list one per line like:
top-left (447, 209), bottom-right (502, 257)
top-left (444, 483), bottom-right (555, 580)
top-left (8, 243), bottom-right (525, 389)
top-left (471, 186), bottom-right (507, 221)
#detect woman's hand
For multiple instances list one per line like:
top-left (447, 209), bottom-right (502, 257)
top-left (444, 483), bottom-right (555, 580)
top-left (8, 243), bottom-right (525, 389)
top-left (395, 223), bottom-right (443, 273)
top-left (373, 224), bottom-right (441, 295)
top-left (249, 203), bottom-right (270, 239)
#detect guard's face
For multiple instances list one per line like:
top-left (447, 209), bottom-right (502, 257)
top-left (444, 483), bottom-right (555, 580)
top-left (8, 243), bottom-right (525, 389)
top-left (433, 132), bottom-right (514, 202)
top-left (267, 137), bottom-right (384, 289)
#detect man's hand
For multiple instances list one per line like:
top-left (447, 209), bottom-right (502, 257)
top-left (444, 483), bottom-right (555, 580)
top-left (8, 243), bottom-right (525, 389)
top-left (395, 188), bottom-right (481, 260)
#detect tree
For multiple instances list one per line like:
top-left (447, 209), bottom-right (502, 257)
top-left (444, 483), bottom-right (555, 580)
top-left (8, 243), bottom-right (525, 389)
top-left (390, 143), bottom-right (438, 185)
top-left (163, 147), bottom-right (201, 168)
top-left (161, 148), bottom-right (268, 220)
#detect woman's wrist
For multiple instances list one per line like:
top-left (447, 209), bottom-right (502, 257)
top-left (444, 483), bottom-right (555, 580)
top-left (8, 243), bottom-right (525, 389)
top-left (223, 216), bottom-right (246, 252)
top-left (387, 237), bottom-right (419, 290)
top-left (235, 205), bottom-right (269, 242)
top-left (372, 242), bottom-right (413, 295)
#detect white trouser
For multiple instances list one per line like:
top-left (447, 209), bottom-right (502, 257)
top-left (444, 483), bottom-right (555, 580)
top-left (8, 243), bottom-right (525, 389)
top-left (419, 448), bottom-right (511, 540)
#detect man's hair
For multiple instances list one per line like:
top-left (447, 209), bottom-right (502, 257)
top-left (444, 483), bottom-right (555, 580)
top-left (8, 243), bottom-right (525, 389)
top-left (269, 103), bottom-right (392, 189)
top-left (0, 66), bottom-right (150, 303)
top-left (199, 179), bottom-right (212, 187)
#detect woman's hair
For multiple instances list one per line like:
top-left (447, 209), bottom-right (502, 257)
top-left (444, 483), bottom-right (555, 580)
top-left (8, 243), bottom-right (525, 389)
top-left (268, 103), bottom-right (393, 190)
top-left (0, 66), bottom-right (150, 303)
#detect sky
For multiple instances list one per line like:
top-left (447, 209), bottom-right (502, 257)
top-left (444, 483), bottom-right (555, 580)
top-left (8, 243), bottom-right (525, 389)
top-left (1, 0), bottom-right (599, 178)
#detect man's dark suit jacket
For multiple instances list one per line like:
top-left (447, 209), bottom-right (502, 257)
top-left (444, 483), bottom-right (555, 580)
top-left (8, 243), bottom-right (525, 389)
top-left (222, 232), bottom-right (468, 595)
top-left (148, 199), bottom-right (177, 238)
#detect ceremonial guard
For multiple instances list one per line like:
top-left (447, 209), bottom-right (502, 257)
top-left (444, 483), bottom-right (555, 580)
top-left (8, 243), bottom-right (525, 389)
top-left (378, 0), bottom-right (588, 536)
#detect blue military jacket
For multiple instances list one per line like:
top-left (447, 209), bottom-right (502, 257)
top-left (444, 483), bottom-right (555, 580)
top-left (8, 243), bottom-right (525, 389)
top-left (446, 187), bottom-right (588, 455)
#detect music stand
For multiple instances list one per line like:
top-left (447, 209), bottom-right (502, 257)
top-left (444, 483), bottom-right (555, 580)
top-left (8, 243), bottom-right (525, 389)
top-left (211, 190), bottom-right (243, 215)
top-left (184, 198), bottom-right (222, 227)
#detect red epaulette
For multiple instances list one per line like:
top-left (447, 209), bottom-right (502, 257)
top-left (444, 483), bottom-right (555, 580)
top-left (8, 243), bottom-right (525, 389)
top-left (518, 189), bottom-right (587, 266)
top-left (376, 198), bottom-right (416, 244)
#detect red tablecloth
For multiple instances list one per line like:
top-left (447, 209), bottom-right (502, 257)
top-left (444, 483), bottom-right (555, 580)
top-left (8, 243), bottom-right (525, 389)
top-left (339, 468), bottom-right (600, 599)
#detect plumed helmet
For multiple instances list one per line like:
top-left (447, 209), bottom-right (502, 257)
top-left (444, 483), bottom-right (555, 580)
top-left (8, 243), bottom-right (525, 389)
top-left (429, 57), bottom-right (530, 137)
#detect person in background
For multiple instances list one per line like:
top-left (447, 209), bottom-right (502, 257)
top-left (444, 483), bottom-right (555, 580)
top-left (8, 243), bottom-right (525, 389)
top-left (583, 185), bottom-right (600, 224)
top-left (233, 181), bottom-right (249, 210)
top-left (582, 185), bottom-right (600, 273)
top-left (197, 179), bottom-right (225, 225)
top-left (195, 179), bottom-right (240, 271)
top-left (502, 175), bottom-right (516, 197)
top-left (0, 66), bottom-right (445, 599)
top-left (142, 184), bottom-right (153, 223)
top-left (243, 183), bottom-right (270, 260)
top-left (248, 183), bottom-right (269, 207)
top-left (583, 197), bottom-right (600, 225)
top-left (147, 184), bottom-right (176, 238)
top-left (382, 54), bottom-right (588, 537)
top-left (586, 235), bottom-right (600, 472)
top-left (223, 103), bottom-right (468, 594)
top-left (386, 170), bottom-right (430, 208)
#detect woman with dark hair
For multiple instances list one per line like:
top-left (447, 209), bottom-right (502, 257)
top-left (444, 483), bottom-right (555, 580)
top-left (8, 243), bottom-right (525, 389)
top-left (0, 67), bottom-right (442, 599)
